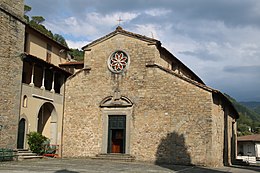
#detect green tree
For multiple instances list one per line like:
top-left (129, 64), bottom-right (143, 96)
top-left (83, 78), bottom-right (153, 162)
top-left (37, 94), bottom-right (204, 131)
top-left (53, 34), bottom-right (68, 47)
top-left (69, 49), bottom-right (84, 61)
top-left (31, 16), bottom-right (45, 24)
top-left (24, 5), bottom-right (31, 14)
top-left (27, 132), bottom-right (48, 155)
top-left (23, 5), bottom-right (68, 48)
top-left (225, 93), bottom-right (260, 136)
top-left (24, 5), bottom-right (31, 22)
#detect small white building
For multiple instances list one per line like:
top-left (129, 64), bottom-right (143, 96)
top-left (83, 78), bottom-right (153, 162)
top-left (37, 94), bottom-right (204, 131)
top-left (237, 134), bottom-right (260, 163)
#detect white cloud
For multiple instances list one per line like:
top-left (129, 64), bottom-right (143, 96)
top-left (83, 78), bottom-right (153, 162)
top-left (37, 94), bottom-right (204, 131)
top-left (85, 12), bottom-right (140, 26)
top-left (44, 11), bottom-right (140, 40)
top-left (145, 8), bottom-right (171, 16)
top-left (132, 24), bottom-right (162, 40)
top-left (25, 0), bottom-right (260, 101)
top-left (67, 40), bottom-right (90, 49)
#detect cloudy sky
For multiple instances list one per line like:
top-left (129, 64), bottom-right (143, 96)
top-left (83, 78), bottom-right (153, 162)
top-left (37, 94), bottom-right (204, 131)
top-left (25, 0), bottom-right (260, 102)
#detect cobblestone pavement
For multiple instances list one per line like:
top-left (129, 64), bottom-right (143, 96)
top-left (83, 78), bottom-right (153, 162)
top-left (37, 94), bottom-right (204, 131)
top-left (0, 158), bottom-right (260, 173)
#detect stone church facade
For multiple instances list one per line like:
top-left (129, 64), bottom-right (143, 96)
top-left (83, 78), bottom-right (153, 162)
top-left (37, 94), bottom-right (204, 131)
top-left (1, 0), bottom-right (238, 167)
top-left (63, 26), bottom-right (238, 167)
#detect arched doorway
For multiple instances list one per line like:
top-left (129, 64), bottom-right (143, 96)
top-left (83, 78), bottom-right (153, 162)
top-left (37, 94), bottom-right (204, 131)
top-left (17, 118), bottom-right (26, 149)
top-left (37, 102), bottom-right (58, 144)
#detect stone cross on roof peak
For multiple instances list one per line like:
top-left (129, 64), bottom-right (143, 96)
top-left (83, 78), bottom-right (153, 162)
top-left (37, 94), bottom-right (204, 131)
top-left (117, 17), bottom-right (123, 26)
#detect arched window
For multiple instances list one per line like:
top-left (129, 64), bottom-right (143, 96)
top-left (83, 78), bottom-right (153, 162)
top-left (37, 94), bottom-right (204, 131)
top-left (23, 95), bottom-right (28, 108)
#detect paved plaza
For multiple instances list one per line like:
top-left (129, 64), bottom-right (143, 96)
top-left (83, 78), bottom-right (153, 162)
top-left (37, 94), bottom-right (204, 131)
top-left (0, 158), bottom-right (260, 173)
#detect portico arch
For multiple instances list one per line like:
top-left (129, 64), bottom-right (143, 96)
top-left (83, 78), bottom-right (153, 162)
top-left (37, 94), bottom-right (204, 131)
top-left (37, 102), bottom-right (58, 144)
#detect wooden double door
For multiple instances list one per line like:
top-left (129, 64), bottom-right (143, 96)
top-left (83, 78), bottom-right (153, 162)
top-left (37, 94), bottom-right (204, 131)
top-left (17, 119), bottom-right (26, 149)
top-left (107, 115), bottom-right (126, 153)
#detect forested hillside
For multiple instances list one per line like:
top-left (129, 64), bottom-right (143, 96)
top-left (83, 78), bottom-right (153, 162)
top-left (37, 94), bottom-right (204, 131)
top-left (225, 94), bottom-right (260, 136)
top-left (240, 101), bottom-right (260, 114)
top-left (24, 5), bottom-right (84, 61)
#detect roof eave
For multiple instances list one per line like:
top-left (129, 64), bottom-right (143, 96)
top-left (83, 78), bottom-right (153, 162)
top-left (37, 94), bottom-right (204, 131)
top-left (22, 53), bottom-right (72, 76)
top-left (146, 62), bottom-right (239, 119)
top-left (26, 25), bottom-right (70, 51)
top-left (158, 46), bottom-right (205, 85)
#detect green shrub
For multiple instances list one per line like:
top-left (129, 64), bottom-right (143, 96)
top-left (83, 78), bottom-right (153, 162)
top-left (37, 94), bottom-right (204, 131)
top-left (27, 132), bottom-right (48, 155)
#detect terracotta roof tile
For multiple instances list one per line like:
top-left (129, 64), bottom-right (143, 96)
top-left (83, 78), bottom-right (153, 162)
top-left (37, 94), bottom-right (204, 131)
top-left (59, 61), bottom-right (84, 66)
top-left (238, 134), bottom-right (260, 142)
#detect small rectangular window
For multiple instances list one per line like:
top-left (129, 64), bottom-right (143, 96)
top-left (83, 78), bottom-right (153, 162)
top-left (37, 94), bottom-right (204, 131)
top-left (46, 52), bottom-right (51, 63)
top-left (47, 43), bottom-right (52, 52)
top-left (46, 44), bottom-right (52, 63)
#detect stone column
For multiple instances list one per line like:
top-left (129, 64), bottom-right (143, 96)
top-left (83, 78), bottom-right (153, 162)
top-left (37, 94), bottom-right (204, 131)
top-left (51, 71), bottom-right (55, 93)
top-left (29, 63), bottom-right (35, 86)
top-left (60, 75), bottom-right (65, 94)
top-left (40, 67), bottom-right (45, 89)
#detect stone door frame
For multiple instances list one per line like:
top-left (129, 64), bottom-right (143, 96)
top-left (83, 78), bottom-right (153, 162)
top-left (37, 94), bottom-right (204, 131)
top-left (101, 107), bottom-right (133, 154)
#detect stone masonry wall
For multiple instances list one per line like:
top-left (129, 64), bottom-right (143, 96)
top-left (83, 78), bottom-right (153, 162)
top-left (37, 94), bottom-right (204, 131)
top-left (64, 33), bottom-right (217, 166)
top-left (63, 34), bottom-right (157, 157)
top-left (211, 95), bottom-right (237, 166)
top-left (0, 0), bottom-right (25, 148)
top-left (136, 67), bottom-right (213, 166)
top-left (211, 96), bottom-right (225, 166)
top-left (1, 0), bottom-right (24, 17)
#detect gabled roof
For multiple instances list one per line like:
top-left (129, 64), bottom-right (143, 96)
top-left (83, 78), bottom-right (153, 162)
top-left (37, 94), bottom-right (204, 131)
top-left (82, 27), bottom-right (204, 84)
top-left (82, 26), bottom-right (161, 50)
top-left (80, 27), bottom-right (238, 118)
top-left (238, 134), bottom-right (260, 142)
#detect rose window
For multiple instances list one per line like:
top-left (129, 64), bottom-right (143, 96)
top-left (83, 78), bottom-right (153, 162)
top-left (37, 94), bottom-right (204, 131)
top-left (108, 51), bottom-right (129, 73)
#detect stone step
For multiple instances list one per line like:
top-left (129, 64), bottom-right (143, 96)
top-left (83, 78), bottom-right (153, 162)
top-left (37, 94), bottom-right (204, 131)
top-left (16, 150), bottom-right (34, 154)
top-left (15, 152), bottom-right (37, 156)
top-left (18, 155), bottom-right (43, 160)
top-left (14, 149), bottom-right (43, 161)
top-left (14, 149), bottom-right (29, 152)
top-left (92, 154), bottom-right (135, 162)
top-left (14, 149), bottom-right (31, 153)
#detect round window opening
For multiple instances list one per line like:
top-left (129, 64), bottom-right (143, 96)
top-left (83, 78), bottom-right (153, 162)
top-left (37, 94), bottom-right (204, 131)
top-left (108, 50), bottom-right (129, 73)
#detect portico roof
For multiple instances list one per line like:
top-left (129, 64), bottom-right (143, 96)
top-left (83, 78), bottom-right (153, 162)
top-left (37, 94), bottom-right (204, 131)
top-left (238, 134), bottom-right (260, 142)
top-left (22, 53), bottom-right (72, 76)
